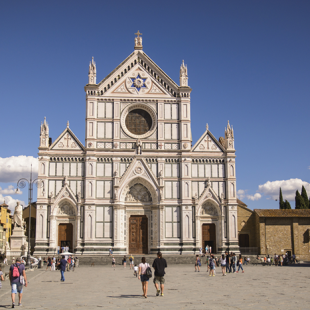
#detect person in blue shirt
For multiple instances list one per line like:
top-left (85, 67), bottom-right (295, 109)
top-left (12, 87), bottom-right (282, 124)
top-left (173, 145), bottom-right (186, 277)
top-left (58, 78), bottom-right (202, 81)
top-left (57, 256), bottom-right (67, 282)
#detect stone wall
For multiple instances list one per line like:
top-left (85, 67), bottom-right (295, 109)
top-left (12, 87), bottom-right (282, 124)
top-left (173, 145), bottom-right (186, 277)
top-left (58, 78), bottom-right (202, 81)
top-left (256, 216), bottom-right (310, 260)
top-left (237, 205), bottom-right (257, 247)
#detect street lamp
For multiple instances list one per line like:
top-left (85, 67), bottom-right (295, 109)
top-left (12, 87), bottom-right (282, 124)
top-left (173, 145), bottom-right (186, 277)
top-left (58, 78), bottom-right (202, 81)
top-left (16, 164), bottom-right (42, 266)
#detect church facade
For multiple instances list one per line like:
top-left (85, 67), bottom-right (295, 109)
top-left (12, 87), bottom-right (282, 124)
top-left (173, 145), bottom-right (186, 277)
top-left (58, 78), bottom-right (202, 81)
top-left (34, 33), bottom-right (239, 255)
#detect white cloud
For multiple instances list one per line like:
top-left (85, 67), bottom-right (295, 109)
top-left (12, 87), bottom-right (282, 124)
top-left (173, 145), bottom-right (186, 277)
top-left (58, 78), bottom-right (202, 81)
top-left (0, 185), bottom-right (22, 195)
top-left (0, 194), bottom-right (26, 212)
top-left (247, 193), bottom-right (262, 201)
top-left (237, 189), bottom-right (247, 200)
top-left (258, 178), bottom-right (310, 201)
top-left (0, 156), bottom-right (38, 183)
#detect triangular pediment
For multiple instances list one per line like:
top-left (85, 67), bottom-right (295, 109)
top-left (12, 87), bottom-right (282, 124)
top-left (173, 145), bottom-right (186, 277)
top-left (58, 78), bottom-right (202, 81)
top-left (198, 182), bottom-right (221, 205)
top-left (50, 127), bottom-right (84, 151)
top-left (118, 157), bottom-right (159, 189)
top-left (95, 51), bottom-right (178, 98)
top-left (192, 129), bottom-right (225, 153)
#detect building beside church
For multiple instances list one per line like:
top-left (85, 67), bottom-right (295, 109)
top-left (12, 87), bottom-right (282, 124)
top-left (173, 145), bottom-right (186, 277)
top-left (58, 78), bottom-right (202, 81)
top-left (34, 33), bottom-right (238, 255)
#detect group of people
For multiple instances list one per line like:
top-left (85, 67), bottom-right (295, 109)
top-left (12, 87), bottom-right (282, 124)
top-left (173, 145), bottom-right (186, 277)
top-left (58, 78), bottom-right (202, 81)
top-left (195, 252), bottom-right (246, 276)
top-left (256, 253), bottom-right (297, 266)
top-left (42, 255), bottom-right (78, 271)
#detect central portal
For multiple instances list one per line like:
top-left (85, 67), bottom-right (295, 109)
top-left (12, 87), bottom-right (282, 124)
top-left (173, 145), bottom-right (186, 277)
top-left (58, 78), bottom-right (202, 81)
top-left (202, 223), bottom-right (216, 253)
top-left (129, 215), bottom-right (148, 254)
top-left (58, 223), bottom-right (73, 252)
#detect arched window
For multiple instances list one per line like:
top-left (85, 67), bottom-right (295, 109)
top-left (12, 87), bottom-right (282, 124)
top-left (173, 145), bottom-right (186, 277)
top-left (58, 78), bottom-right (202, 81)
top-left (230, 165), bottom-right (234, 176)
top-left (89, 214), bottom-right (92, 238)
top-left (88, 182), bottom-right (93, 197)
top-left (232, 215), bottom-right (236, 238)
top-left (41, 163), bottom-right (45, 175)
top-left (231, 183), bottom-right (235, 197)
top-left (40, 214), bottom-right (44, 239)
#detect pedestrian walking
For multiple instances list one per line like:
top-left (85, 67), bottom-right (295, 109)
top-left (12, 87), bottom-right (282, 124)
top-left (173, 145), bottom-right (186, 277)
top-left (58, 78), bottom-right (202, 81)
top-left (129, 254), bottom-right (134, 269)
top-left (236, 255), bottom-right (244, 273)
top-left (195, 255), bottom-right (201, 272)
top-left (109, 248), bottom-right (113, 256)
top-left (209, 254), bottom-right (215, 277)
top-left (0, 266), bottom-right (4, 289)
top-left (225, 252), bottom-right (231, 273)
top-left (123, 256), bottom-right (127, 268)
top-left (152, 252), bottom-right (167, 297)
top-left (205, 245), bottom-right (209, 255)
top-left (57, 255), bottom-right (67, 282)
top-left (220, 254), bottom-right (226, 276)
top-left (138, 257), bottom-right (150, 298)
top-left (51, 256), bottom-right (56, 271)
top-left (9, 257), bottom-right (28, 308)
top-left (133, 264), bottom-right (138, 277)
top-left (230, 253), bottom-right (235, 273)
top-left (112, 257), bottom-right (116, 269)
top-left (3, 257), bottom-right (8, 265)
top-left (199, 247), bottom-right (202, 256)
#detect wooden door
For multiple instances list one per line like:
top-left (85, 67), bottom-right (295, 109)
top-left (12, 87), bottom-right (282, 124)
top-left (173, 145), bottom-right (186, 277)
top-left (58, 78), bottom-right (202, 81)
top-left (129, 215), bottom-right (148, 254)
top-left (239, 234), bottom-right (249, 247)
top-left (202, 224), bottom-right (216, 253)
top-left (58, 223), bottom-right (73, 252)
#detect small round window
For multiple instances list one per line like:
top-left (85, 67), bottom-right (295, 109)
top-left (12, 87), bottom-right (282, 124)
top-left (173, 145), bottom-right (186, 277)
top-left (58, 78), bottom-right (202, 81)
top-left (125, 109), bottom-right (152, 135)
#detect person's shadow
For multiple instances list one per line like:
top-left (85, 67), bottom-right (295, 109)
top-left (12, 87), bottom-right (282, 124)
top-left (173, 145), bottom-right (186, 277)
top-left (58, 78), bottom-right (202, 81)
top-left (107, 294), bottom-right (145, 298)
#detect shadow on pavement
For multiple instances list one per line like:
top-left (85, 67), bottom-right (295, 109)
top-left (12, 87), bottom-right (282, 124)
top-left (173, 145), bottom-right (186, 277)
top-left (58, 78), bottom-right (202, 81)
top-left (107, 294), bottom-right (146, 298)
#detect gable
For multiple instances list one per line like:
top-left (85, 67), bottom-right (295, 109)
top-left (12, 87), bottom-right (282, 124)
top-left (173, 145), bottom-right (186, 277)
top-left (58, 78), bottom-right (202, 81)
top-left (192, 130), bottom-right (224, 153)
top-left (95, 51), bottom-right (178, 98)
top-left (50, 127), bottom-right (84, 151)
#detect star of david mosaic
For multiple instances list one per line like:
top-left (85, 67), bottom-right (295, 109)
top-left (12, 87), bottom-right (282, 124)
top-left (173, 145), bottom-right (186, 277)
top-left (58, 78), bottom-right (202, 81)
top-left (130, 74), bottom-right (147, 91)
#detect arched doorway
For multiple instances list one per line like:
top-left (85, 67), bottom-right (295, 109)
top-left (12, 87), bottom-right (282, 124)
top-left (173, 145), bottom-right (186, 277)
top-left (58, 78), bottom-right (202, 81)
top-left (202, 223), bottom-right (216, 253)
top-left (58, 223), bottom-right (73, 252)
top-left (125, 183), bottom-right (151, 254)
top-left (239, 234), bottom-right (249, 248)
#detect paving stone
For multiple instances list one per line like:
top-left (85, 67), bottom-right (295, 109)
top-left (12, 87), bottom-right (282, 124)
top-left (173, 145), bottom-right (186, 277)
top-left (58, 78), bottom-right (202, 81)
top-left (0, 264), bottom-right (309, 309)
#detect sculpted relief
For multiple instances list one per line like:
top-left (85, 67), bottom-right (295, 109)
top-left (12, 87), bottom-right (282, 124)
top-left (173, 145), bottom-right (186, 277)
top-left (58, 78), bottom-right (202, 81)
top-left (58, 204), bottom-right (75, 216)
top-left (125, 183), bottom-right (152, 203)
top-left (201, 203), bottom-right (218, 216)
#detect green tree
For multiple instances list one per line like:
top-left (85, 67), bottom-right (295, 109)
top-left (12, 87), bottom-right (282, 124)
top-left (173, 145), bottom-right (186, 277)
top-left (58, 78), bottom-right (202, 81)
top-left (301, 185), bottom-right (309, 209)
top-left (279, 188), bottom-right (284, 209)
top-left (295, 190), bottom-right (306, 209)
top-left (284, 200), bottom-right (291, 209)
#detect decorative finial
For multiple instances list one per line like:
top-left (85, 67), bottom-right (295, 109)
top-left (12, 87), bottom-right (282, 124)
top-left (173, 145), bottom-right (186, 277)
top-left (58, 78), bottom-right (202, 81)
top-left (180, 60), bottom-right (188, 86)
top-left (67, 121), bottom-right (69, 128)
top-left (206, 123), bottom-right (209, 131)
top-left (88, 57), bottom-right (96, 84)
top-left (134, 30), bottom-right (143, 50)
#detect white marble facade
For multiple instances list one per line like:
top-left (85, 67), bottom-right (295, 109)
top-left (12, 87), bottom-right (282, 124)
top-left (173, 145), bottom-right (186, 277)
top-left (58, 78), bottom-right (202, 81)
top-left (34, 33), bottom-right (239, 256)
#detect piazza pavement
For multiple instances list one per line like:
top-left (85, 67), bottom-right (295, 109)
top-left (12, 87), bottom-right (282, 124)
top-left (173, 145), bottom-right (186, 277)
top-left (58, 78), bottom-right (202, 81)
top-left (0, 262), bottom-right (309, 309)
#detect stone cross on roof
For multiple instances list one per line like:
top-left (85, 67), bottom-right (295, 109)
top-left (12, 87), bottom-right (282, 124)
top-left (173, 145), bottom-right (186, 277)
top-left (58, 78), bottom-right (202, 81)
top-left (134, 30), bottom-right (143, 50)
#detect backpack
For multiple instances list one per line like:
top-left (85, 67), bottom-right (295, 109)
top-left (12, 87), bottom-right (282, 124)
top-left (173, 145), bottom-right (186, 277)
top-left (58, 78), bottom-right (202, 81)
top-left (12, 264), bottom-right (20, 278)
top-left (146, 265), bottom-right (152, 278)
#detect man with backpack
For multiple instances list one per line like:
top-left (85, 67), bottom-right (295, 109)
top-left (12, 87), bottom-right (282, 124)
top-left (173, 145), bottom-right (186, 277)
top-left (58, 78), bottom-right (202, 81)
top-left (9, 257), bottom-right (28, 308)
top-left (230, 253), bottom-right (236, 273)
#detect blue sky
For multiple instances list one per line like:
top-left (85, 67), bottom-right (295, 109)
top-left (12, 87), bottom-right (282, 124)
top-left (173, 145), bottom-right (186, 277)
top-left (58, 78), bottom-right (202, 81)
top-left (0, 0), bottom-right (309, 210)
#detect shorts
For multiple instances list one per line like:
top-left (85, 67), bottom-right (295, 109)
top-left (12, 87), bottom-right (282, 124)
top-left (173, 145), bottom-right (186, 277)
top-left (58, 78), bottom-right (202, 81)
top-left (11, 283), bottom-right (23, 294)
top-left (153, 276), bottom-right (165, 284)
top-left (140, 274), bottom-right (149, 282)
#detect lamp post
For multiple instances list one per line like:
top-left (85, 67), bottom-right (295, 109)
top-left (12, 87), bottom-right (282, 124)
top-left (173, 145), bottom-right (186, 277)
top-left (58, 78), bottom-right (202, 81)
top-left (16, 164), bottom-right (42, 266)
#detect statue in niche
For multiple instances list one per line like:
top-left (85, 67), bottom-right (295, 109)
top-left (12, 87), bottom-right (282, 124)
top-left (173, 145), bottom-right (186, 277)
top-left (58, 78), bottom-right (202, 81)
top-left (58, 204), bottom-right (75, 216)
top-left (201, 203), bottom-right (218, 216)
top-left (125, 183), bottom-right (152, 203)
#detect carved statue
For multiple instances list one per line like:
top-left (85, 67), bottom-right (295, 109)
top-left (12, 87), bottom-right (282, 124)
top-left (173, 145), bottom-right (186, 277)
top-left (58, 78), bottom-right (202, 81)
top-left (202, 203), bottom-right (218, 216)
top-left (13, 202), bottom-right (25, 229)
top-left (58, 204), bottom-right (75, 216)
top-left (136, 139), bottom-right (142, 155)
top-left (125, 184), bottom-right (152, 203)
